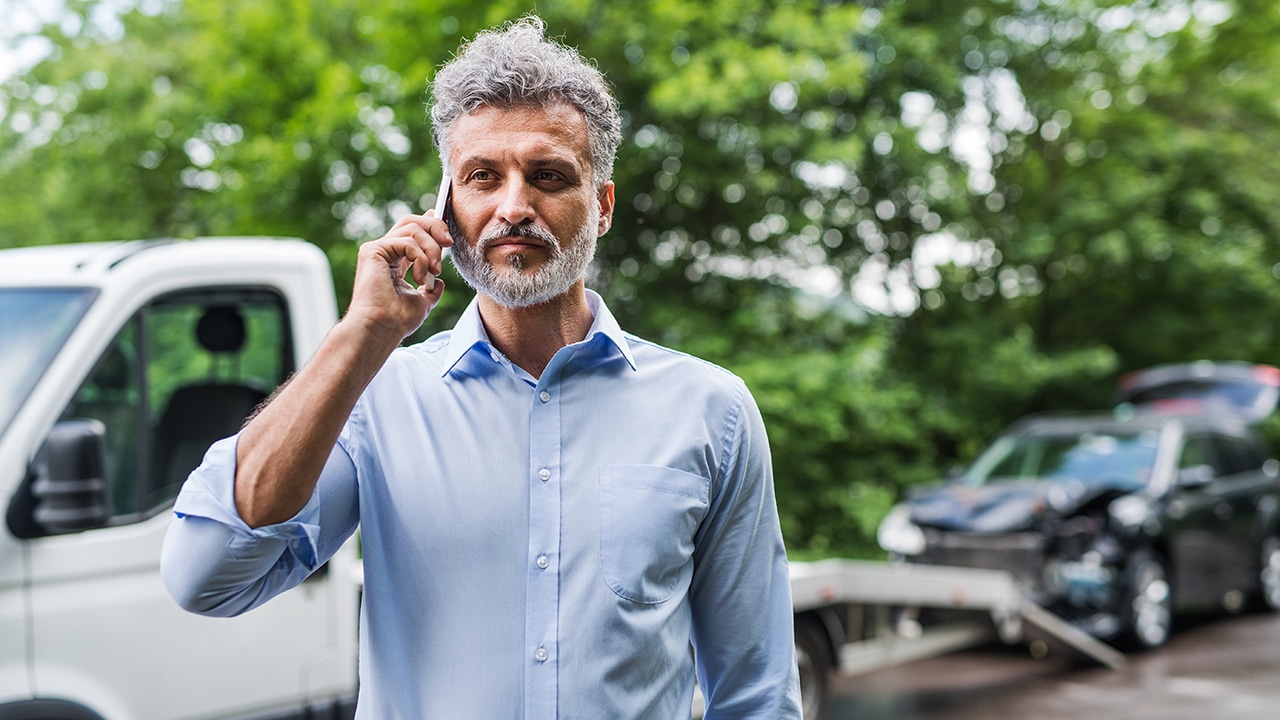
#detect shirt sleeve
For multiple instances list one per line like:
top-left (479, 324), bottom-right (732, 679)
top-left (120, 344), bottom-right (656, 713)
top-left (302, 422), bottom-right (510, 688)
top-left (689, 381), bottom-right (803, 719)
top-left (160, 433), bottom-right (360, 618)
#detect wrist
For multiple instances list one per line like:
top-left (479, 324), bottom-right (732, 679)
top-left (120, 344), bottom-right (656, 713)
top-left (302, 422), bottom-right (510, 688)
top-left (329, 313), bottom-right (406, 366)
top-left (340, 305), bottom-right (414, 345)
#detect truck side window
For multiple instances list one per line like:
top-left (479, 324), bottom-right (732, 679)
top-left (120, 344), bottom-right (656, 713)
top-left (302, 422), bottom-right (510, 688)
top-left (62, 287), bottom-right (293, 522)
top-left (64, 320), bottom-right (143, 517)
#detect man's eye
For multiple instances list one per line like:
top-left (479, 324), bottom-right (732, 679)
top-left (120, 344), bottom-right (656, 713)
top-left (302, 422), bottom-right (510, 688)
top-left (469, 170), bottom-right (495, 182)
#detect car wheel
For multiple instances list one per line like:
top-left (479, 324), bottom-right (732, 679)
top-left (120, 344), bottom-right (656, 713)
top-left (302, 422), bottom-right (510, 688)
top-left (1253, 535), bottom-right (1280, 611)
top-left (794, 616), bottom-right (832, 720)
top-left (1120, 548), bottom-right (1172, 650)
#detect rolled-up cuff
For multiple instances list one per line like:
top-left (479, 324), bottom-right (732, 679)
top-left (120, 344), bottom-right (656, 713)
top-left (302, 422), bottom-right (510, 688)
top-left (172, 434), bottom-right (323, 570)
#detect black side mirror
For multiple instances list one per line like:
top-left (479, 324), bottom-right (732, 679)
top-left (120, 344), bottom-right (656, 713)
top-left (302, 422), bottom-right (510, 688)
top-left (7, 419), bottom-right (110, 538)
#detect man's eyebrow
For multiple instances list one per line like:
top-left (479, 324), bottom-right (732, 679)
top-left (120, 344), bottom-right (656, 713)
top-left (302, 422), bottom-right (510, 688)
top-left (455, 155), bottom-right (499, 170)
top-left (527, 158), bottom-right (585, 177)
top-left (527, 157), bottom-right (576, 168)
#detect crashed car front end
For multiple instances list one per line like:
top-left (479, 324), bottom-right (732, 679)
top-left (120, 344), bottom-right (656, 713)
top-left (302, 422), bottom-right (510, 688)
top-left (878, 417), bottom-right (1168, 644)
top-left (885, 495), bottom-right (1150, 641)
top-left (1038, 499), bottom-right (1146, 639)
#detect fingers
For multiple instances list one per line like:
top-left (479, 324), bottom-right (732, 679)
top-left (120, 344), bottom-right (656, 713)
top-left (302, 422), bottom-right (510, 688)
top-left (352, 212), bottom-right (453, 304)
top-left (390, 212), bottom-right (454, 249)
top-left (348, 237), bottom-right (439, 340)
top-left (387, 212), bottom-right (453, 285)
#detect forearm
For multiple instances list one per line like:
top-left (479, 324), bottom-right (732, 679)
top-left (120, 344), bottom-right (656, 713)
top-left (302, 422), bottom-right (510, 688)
top-left (234, 316), bottom-right (401, 527)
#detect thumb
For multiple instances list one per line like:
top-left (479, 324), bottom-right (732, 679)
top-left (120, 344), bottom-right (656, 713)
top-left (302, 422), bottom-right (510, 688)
top-left (424, 278), bottom-right (446, 307)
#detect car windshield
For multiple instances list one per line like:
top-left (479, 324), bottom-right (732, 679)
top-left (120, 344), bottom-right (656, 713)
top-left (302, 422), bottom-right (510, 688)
top-left (0, 288), bottom-right (96, 438)
top-left (964, 427), bottom-right (1161, 488)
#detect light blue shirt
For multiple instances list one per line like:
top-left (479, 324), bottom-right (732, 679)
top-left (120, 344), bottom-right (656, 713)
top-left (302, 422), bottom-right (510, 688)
top-left (162, 290), bottom-right (802, 719)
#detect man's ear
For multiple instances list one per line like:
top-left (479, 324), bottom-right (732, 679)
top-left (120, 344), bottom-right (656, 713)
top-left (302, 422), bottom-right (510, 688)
top-left (596, 182), bottom-right (615, 236)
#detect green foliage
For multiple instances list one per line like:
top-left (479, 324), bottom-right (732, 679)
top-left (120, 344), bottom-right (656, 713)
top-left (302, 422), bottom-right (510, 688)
top-left (737, 337), bottom-right (950, 558)
top-left (6, 0), bottom-right (1280, 558)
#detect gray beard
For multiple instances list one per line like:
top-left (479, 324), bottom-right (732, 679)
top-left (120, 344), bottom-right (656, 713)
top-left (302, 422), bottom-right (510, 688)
top-left (449, 204), bottom-right (599, 308)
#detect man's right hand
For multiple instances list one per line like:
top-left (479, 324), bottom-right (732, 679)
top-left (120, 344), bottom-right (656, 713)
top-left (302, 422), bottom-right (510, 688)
top-left (345, 211), bottom-right (454, 343)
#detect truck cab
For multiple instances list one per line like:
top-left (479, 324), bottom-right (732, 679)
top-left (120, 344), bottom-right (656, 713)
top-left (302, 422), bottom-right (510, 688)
top-left (0, 239), bottom-right (358, 720)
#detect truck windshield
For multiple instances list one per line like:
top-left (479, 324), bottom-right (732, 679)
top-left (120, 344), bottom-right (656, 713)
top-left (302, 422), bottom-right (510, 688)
top-left (0, 288), bottom-right (96, 438)
top-left (965, 428), bottom-right (1161, 489)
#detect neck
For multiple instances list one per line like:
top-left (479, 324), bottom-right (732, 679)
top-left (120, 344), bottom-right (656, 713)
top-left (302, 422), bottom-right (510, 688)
top-left (478, 282), bottom-right (594, 379)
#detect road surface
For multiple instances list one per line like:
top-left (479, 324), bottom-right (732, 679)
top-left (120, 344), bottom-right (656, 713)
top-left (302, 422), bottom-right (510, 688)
top-left (828, 610), bottom-right (1280, 719)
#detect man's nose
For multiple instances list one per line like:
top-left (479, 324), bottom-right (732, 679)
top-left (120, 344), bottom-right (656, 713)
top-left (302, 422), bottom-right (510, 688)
top-left (495, 177), bottom-right (536, 226)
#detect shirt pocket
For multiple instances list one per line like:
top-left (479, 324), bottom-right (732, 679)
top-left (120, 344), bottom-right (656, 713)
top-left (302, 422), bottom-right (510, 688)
top-left (599, 464), bottom-right (710, 604)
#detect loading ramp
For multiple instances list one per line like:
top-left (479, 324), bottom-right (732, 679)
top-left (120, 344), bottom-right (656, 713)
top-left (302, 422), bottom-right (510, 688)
top-left (790, 558), bottom-right (1127, 673)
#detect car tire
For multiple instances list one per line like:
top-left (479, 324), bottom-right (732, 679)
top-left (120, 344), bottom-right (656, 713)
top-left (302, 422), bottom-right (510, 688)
top-left (1252, 535), bottom-right (1280, 611)
top-left (1119, 548), bottom-right (1172, 650)
top-left (794, 616), bottom-right (832, 720)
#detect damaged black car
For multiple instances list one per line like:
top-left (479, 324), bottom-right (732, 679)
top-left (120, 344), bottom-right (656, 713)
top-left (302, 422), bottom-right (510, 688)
top-left (877, 361), bottom-right (1280, 649)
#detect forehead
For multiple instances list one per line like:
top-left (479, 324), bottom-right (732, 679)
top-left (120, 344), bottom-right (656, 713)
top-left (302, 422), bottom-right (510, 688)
top-left (448, 103), bottom-right (592, 170)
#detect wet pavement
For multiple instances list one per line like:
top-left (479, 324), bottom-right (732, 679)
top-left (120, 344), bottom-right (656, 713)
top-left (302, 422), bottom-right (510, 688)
top-left (828, 610), bottom-right (1280, 719)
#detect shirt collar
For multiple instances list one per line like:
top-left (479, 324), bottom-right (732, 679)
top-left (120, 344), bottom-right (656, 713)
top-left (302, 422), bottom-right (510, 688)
top-left (441, 289), bottom-right (636, 377)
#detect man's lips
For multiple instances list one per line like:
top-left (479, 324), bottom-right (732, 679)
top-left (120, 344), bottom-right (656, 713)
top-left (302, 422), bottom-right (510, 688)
top-left (487, 236), bottom-right (548, 250)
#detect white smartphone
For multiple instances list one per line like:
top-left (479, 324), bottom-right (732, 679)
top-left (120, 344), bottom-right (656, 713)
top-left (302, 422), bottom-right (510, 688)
top-left (433, 171), bottom-right (451, 222)
top-left (426, 172), bottom-right (451, 291)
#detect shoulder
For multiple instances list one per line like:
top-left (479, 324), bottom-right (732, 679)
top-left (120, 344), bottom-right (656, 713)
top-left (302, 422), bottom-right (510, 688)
top-left (355, 331), bottom-right (453, 400)
top-left (383, 330), bottom-right (453, 373)
top-left (626, 331), bottom-right (741, 377)
top-left (623, 332), bottom-right (751, 405)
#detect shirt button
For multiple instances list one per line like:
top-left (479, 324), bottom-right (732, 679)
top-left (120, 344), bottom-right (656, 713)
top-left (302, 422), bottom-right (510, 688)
top-left (539, 391), bottom-right (550, 403)
top-left (490, 351), bottom-right (501, 363)
top-left (537, 555), bottom-right (549, 569)
top-left (538, 468), bottom-right (551, 482)
top-left (535, 648), bottom-right (548, 662)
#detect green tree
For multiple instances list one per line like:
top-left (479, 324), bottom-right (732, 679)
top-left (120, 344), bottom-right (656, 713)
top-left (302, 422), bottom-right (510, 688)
top-left (890, 0), bottom-right (1280, 443)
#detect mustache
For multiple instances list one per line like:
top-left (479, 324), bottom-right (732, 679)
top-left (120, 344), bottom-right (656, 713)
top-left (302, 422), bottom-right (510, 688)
top-left (477, 222), bottom-right (560, 251)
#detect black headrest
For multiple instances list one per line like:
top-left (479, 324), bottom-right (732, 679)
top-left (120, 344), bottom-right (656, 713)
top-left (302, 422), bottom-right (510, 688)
top-left (94, 346), bottom-right (131, 390)
top-left (196, 306), bottom-right (246, 354)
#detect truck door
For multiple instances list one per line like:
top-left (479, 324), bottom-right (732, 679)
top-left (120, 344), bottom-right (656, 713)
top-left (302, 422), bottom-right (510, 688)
top-left (22, 287), bottom-right (348, 719)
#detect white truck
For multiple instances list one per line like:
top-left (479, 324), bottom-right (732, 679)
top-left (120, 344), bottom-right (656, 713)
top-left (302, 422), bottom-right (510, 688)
top-left (0, 238), bottom-right (359, 720)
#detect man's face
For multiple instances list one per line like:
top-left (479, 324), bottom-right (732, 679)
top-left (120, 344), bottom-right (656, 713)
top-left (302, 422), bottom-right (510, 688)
top-left (446, 103), bottom-right (614, 308)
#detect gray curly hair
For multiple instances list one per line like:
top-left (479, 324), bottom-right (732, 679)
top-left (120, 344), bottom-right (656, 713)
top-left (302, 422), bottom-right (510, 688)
top-left (428, 16), bottom-right (622, 188)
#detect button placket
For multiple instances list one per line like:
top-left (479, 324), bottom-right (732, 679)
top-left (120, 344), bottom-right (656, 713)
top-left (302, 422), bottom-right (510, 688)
top-left (525, 378), bottom-right (561, 715)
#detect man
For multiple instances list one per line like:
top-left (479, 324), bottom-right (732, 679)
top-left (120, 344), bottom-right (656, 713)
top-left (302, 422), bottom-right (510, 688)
top-left (161, 16), bottom-right (802, 719)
